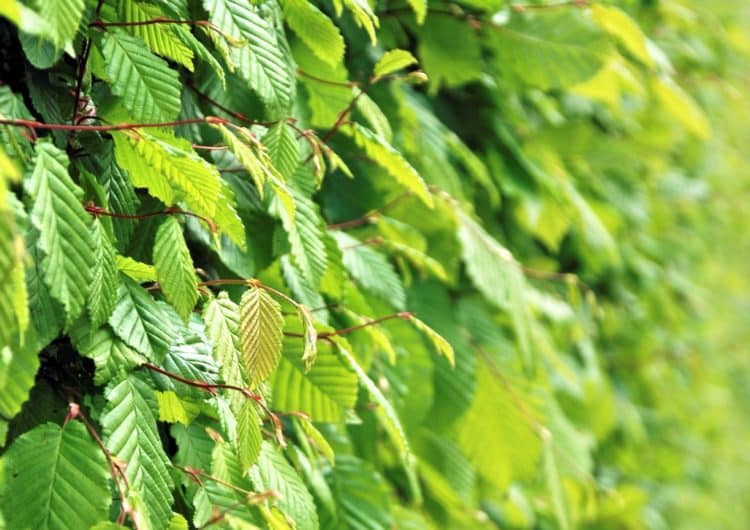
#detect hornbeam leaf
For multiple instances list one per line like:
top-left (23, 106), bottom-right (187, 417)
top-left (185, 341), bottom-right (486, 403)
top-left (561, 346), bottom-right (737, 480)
top-left (116, 255), bottom-right (157, 283)
top-left (341, 123), bottom-right (433, 207)
top-left (109, 275), bottom-right (178, 362)
top-left (239, 287), bottom-right (284, 385)
top-left (0, 340), bottom-right (40, 446)
top-left (44, 0), bottom-right (85, 51)
top-left (117, 0), bottom-right (195, 71)
top-left (263, 121), bottom-right (300, 180)
top-left (25, 143), bottom-right (95, 325)
top-left (249, 442), bottom-right (319, 530)
top-left (113, 130), bottom-right (223, 219)
top-left (374, 49), bottom-right (418, 78)
top-left (154, 217), bottom-right (199, 322)
top-left (0, 421), bottom-right (110, 530)
top-left (69, 319), bottom-right (146, 385)
top-left (270, 339), bottom-right (358, 422)
top-left (408, 314), bottom-right (455, 367)
top-left (203, 0), bottom-right (295, 113)
top-left (88, 218), bottom-right (120, 328)
top-left (335, 339), bottom-right (421, 501)
top-left (101, 31), bottom-right (182, 123)
top-left (491, 10), bottom-right (611, 90)
top-left (102, 374), bottom-right (174, 530)
top-left (282, 0), bottom-right (345, 68)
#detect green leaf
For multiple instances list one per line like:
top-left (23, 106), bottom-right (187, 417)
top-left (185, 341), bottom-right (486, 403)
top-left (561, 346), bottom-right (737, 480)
top-left (0, 421), bottom-right (110, 530)
top-left (239, 287), bottom-right (284, 386)
top-left (41, 0), bottom-right (85, 51)
top-left (342, 123), bottom-right (433, 207)
top-left (69, 320), bottom-right (146, 385)
top-left (456, 210), bottom-right (533, 370)
top-left (374, 49), bottom-right (418, 78)
top-left (407, 314), bottom-right (455, 366)
top-left (282, 0), bottom-right (344, 68)
top-left (0, 341), bottom-right (40, 445)
top-left (205, 292), bottom-right (246, 386)
top-left (492, 10), bottom-right (611, 89)
top-left (109, 275), bottom-right (178, 362)
top-left (116, 255), bottom-right (157, 283)
top-left (214, 123), bottom-right (270, 198)
top-left (154, 217), bottom-right (199, 322)
top-left (113, 130), bottom-right (222, 218)
top-left (249, 442), bottom-right (319, 530)
top-left (234, 396), bottom-right (263, 473)
top-left (418, 17), bottom-right (481, 92)
top-left (652, 77), bottom-right (711, 139)
top-left (331, 0), bottom-right (378, 44)
top-left (116, 0), bottom-right (195, 71)
top-left (25, 142), bottom-right (95, 325)
top-left (264, 122), bottom-right (300, 180)
top-left (88, 218), bottom-right (120, 328)
top-left (102, 374), bottom-right (175, 530)
top-left (281, 185), bottom-right (328, 287)
top-left (156, 390), bottom-right (190, 424)
top-left (204, 0), bottom-right (295, 113)
top-left (335, 340), bottom-right (420, 501)
top-left (101, 31), bottom-right (182, 123)
top-left (333, 231), bottom-right (406, 310)
top-left (592, 4), bottom-right (654, 69)
top-left (270, 339), bottom-right (358, 422)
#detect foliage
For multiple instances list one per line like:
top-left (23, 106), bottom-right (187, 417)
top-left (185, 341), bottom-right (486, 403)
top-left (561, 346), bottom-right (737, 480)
top-left (1, 1), bottom-right (750, 529)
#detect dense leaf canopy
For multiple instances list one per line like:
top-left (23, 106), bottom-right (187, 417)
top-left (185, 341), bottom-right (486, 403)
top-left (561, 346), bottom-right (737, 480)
top-left (1, 0), bottom-right (749, 529)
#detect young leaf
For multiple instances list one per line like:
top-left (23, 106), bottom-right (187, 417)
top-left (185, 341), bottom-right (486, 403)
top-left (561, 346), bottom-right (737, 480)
top-left (263, 121), bottom-right (300, 180)
top-left (373, 49), bottom-right (417, 79)
top-left (101, 31), bottom-right (182, 123)
top-left (116, 255), bottom-right (157, 283)
top-left (239, 286), bottom-right (284, 385)
top-left (69, 320), bottom-right (146, 385)
top-left (117, 0), bottom-right (195, 71)
top-left (25, 143), bottom-right (95, 325)
top-left (154, 217), bottom-right (199, 322)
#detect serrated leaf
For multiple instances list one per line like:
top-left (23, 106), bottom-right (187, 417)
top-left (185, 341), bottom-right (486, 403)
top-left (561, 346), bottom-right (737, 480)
top-left (204, 0), bottom-right (295, 113)
top-left (117, 0), bottom-right (195, 71)
top-left (333, 231), bottom-right (406, 310)
top-left (154, 217), bottom-right (199, 322)
top-left (214, 123), bottom-right (269, 198)
top-left (113, 130), bottom-right (222, 219)
top-left (0, 421), bottom-right (110, 530)
top-left (116, 255), bottom-right (157, 282)
top-left (263, 122), bottom-right (300, 180)
top-left (0, 341), bottom-right (40, 446)
top-left (69, 319), bottom-right (146, 385)
top-left (282, 0), bottom-right (344, 67)
top-left (205, 292), bottom-right (246, 385)
top-left (239, 287), bottom-right (284, 385)
top-left (25, 143), bottom-right (95, 325)
top-left (374, 49), bottom-right (417, 78)
top-left (249, 442), bottom-right (319, 530)
top-left (342, 123), bottom-right (433, 207)
top-left (102, 31), bottom-right (182, 123)
top-left (156, 390), bottom-right (190, 424)
top-left (280, 186), bottom-right (328, 288)
top-left (332, 0), bottom-right (378, 44)
top-left (88, 218), bottom-right (120, 328)
top-left (43, 0), bottom-right (85, 51)
top-left (456, 210), bottom-right (533, 370)
top-left (408, 314), bottom-right (454, 366)
top-left (109, 275), bottom-right (178, 362)
top-left (335, 339), bottom-right (420, 501)
top-left (270, 339), bottom-right (358, 422)
top-left (102, 374), bottom-right (175, 530)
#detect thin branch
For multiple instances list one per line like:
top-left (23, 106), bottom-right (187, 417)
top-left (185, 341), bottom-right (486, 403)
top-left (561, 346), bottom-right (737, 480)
top-left (0, 116), bottom-right (229, 134)
top-left (84, 203), bottom-right (218, 234)
top-left (326, 191), bottom-right (415, 230)
top-left (141, 362), bottom-right (285, 444)
top-left (297, 69), bottom-right (359, 88)
top-left (89, 17), bottom-right (239, 44)
top-left (66, 403), bottom-right (141, 529)
top-left (198, 491), bottom-right (279, 529)
top-left (285, 312), bottom-right (413, 339)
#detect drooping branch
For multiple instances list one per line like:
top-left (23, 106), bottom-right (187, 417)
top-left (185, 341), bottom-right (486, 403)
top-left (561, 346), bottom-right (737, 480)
top-left (0, 116), bottom-right (229, 134)
top-left (84, 203), bottom-right (218, 234)
top-left (141, 362), bottom-right (285, 443)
